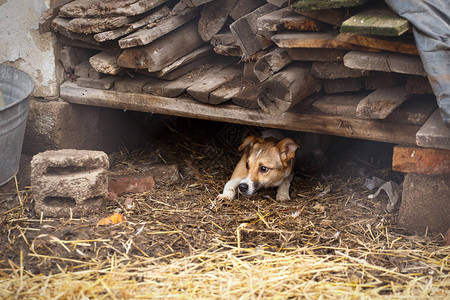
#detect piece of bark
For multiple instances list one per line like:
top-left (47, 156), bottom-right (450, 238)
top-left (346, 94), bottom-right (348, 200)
top-left (119, 8), bottom-right (199, 48)
top-left (198, 0), bottom-right (238, 42)
top-left (230, 4), bottom-right (277, 57)
top-left (288, 48), bottom-right (348, 62)
top-left (258, 65), bottom-right (321, 115)
top-left (336, 33), bottom-right (418, 55)
top-left (76, 76), bottom-right (118, 90)
top-left (311, 61), bottom-right (369, 79)
top-left (230, 0), bottom-right (266, 20)
top-left (117, 20), bottom-right (204, 71)
top-left (343, 51), bottom-right (426, 76)
top-left (59, 0), bottom-right (169, 18)
top-left (295, 8), bottom-right (346, 27)
top-left (187, 65), bottom-right (243, 103)
top-left (292, 0), bottom-right (370, 11)
top-left (156, 45), bottom-right (214, 79)
top-left (406, 76), bottom-right (433, 95)
top-left (89, 51), bottom-right (122, 75)
top-left (66, 16), bottom-right (134, 34)
top-left (93, 6), bottom-right (170, 42)
top-left (341, 9), bottom-right (410, 36)
top-left (356, 87), bottom-right (409, 119)
top-left (416, 109), bottom-right (450, 150)
top-left (210, 32), bottom-right (242, 57)
top-left (272, 31), bottom-right (378, 51)
top-left (312, 93), bottom-right (368, 116)
top-left (115, 76), bottom-right (153, 93)
top-left (254, 48), bottom-right (292, 82)
top-left (323, 78), bottom-right (364, 94)
top-left (232, 79), bottom-right (261, 108)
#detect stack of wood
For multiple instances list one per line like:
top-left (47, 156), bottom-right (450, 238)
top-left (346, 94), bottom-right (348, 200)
top-left (43, 0), bottom-right (437, 122)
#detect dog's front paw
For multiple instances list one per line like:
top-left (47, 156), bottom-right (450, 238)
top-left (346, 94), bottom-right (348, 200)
top-left (276, 191), bottom-right (291, 201)
top-left (216, 193), bottom-right (233, 201)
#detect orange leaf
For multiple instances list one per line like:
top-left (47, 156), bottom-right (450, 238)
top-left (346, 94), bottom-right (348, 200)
top-left (97, 212), bottom-right (125, 226)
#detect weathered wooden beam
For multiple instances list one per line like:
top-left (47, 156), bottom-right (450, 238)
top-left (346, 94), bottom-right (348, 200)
top-left (118, 8), bottom-right (199, 48)
top-left (386, 95), bottom-right (437, 125)
top-left (295, 8), bottom-right (346, 27)
top-left (312, 93), bottom-right (368, 117)
top-left (392, 145), bottom-right (450, 175)
top-left (232, 80), bottom-right (260, 108)
top-left (272, 32), bottom-right (377, 51)
top-left (257, 8), bottom-right (326, 33)
top-left (210, 32), bottom-right (242, 57)
top-left (405, 76), bottom-right (433, 95)
top-left (93, 6), bottom-right (170, 42)
top-left (89, 51), bottom-right (122, 75)
top-left (416, 109), bottom-right (450, 150)
top-left (356, 87), bottom-right (409, 119)
top-left (198, 0), bottom-right (238, 42)
top-left (253, 48), bottom-right (292, 82)
top-left (336, 33), bottom-right (418, 55)
top-left (172, 0), bottom-right (213, 13)
top-left (292, 0), bottom-right (370, 11)
top-left (76, 76), bottom-right (118, 90)
top-left (343, 51), bottom-right (426, 76)
top-left (266, 0), bottom-right (288, 7)
top-left (258, 64), bottom-right (321, 115)
top-left (311, 61), bottom-right (369, 79)
top-left (66, 16), bottom-right (134, 34)
top-left (230, 4), bottom-right (277, 57)
top-left (60, 81), bottom-right (420, 144)
top-left (115, 76), bottom-right (153, 93)
top-left (288, 48), bottom-right (348, 62)
top-left (39, 0), bottom-right (72, 34)
top-left (323, 78), bottom-right (364, 94)
top-left (341, 9), bottom-right (410, 36)
top-left (52, 17), bottom-right (105, 46)
top-left (59, 0), bottom-right (169, 18)
top-left (117, 21), bottom-right (204, 71)
top-left (230, 0), bottom-right (265, 20)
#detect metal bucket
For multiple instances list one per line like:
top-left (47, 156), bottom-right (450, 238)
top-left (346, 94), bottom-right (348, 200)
top-left (0, 64), bottom-right (34, 186)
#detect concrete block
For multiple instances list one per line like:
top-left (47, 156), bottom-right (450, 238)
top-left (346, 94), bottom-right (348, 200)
top-left (399, 173), bottom-right (450, 235)
top-left (23, 99), bottom-right (145, 156)
top-left (31, 149), bottom-right (109, 217)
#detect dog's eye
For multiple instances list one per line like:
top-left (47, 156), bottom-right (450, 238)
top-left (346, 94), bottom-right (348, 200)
top-left (246, 162), bottom-right (249, 169)
top-left (260, 166), bottom-right (269, 173)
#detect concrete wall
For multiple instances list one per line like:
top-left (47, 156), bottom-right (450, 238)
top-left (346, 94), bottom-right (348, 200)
top-left (0, 0), bottom-right (62, 97)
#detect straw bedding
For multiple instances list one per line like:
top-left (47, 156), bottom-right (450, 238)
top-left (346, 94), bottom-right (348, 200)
top-left (1, 121), bottom-right (449, 299)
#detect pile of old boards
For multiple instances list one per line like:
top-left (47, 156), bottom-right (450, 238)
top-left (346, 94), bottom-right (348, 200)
top-left (42, 0), bottom-right (438, 123)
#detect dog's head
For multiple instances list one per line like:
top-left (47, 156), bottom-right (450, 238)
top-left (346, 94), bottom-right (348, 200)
top-left (237, 136), bottom-right (299, 197)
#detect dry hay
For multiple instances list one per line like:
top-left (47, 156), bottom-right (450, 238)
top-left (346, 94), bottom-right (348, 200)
top-left (1, 124), bottom-right (449, 299)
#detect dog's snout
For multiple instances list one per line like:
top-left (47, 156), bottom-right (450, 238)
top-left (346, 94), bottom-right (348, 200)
top-left (238, 183), bottom-right (248, 194)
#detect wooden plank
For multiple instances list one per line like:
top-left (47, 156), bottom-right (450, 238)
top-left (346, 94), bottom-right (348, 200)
top-left (210, 32), bottom-right (242, 57)
top-left (272, 32), bottom-right (378, 51)
top-left (323, 78), bottom-right (364, 94)
top-left (118, 8), bottom-right (199, 48)
top-left (258, 64), bottom-right (321, 115)
top-left (89, 51), bottom-right (122, 75)
top-left (312, 93), bottom-right (368, 117)
top-left (117, 21), bottom-right (204, 71)
top-left (114, 76), bottom-right (153, 93)
top-left (156, 45), bottom-right (213, 79)
top-left (356, 87), bottom-right (409, 119)
top-left (52, 17), bottom-right (104, 46)
top-left (292, 0), bottom-right (370, 11)
top-left (416, 109), bottom-right (450, 150)
top-left (311, 61), bottom-right (369, 79)
top-left (57, 34), bottom-right (113, 51)
top-left (232, 79), bottom-right (260, 108)
top-left (295, 9), bottom-right (346, 27)
top-left (187, 65), bottom-right (243, 103)
top-left (336, 33), bottom-right (418, 55)
top-left (230, 4), bottom-right (277, 57)
top-left (198, 0), bottom-right (238, 42)
top-left (364, 71), bottom-right (402, 90)
top-left (341, 9), bottom-right (410, 36)
top-left (343, 51), bottom-right (426, 76)
top-left (172, 0), bottom-right (213, 14)
top-left (39, 0), bottom-right (72, 34)
top-left (66, 16), bottom-right (134, 34)
top-left (288, 48), bottom-right (348, 62)
top-left (76, 76), bottom-right (118, 90)
top-left (60, 81), bottom-right (420, 144)
top-left (58, 46), bottom-right (96, 73)
top-left (266, 0), bottom-right (288, 8)
top-left (254, 48), bottom-right (292, 82)
top-left (59, 0), bottom-right (169, 17)
top-left (257, 8), bottom-right (326, 33)
top-left (230, 0), bottom-right (265, 20)
top-left (386, 95), bottom-right (437, 125)
top-left (392, 145), bottom-right (450, 175)
top-left (406, 76), bottom-right (433, 95)
top-left (93, 6), bottom-right (170, 42)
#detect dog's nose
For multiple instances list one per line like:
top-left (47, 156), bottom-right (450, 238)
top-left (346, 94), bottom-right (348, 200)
top-left (238, 183), bottom-right (248, 194)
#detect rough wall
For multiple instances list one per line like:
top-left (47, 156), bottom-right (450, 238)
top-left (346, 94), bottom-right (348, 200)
top-left (0, 0), bottom-right (62, 97)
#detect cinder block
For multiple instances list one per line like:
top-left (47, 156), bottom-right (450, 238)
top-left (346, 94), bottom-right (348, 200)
top-left (31, 149), bottom-right (109, 217)
top-left (399, 173), bottom-right (450, 235)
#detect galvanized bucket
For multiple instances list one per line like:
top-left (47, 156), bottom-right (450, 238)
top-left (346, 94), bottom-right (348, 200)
top-left (0, 64), bottom-right (34, 186)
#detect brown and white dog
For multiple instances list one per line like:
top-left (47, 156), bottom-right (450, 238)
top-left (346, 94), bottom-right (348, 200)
top-left (217, 132), bottom-right (299, 201)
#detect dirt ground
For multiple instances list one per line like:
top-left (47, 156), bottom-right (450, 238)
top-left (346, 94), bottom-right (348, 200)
top-left (1, 118), bottom-right (449, 298)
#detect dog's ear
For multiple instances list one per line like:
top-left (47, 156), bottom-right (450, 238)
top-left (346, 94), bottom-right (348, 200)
top-left (238, 136), bottom-right (257, 151)
top-left (277, 138), bottom-right (299, 161)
